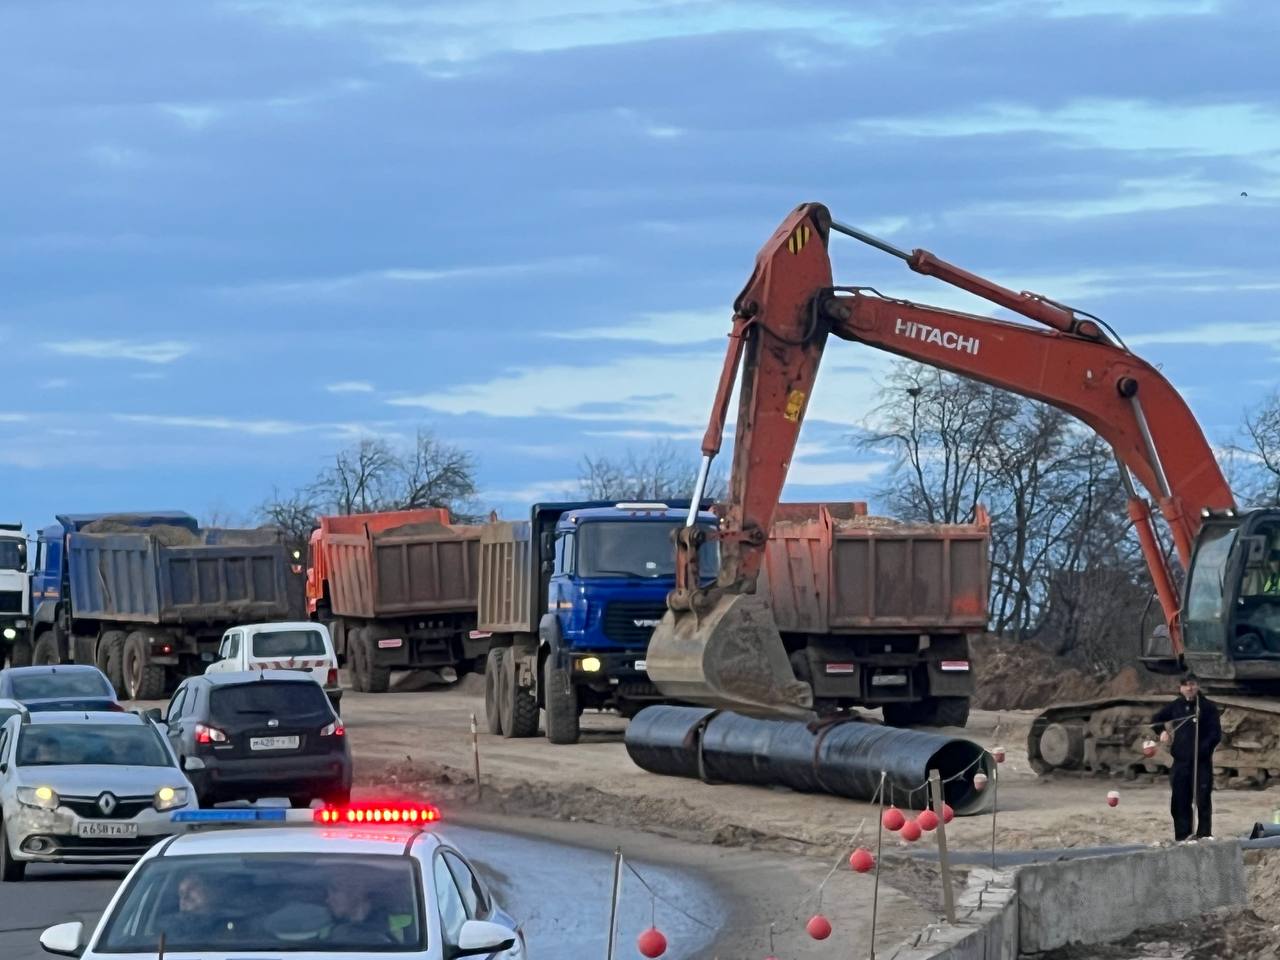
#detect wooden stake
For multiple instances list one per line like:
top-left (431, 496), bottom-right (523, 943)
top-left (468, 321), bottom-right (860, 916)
top-left (929, 769), bottom-right (956, 924)
top-left (470, 712), bottom-right (482, 800)
top-left (990, 764), bottom-right (999, 871)
top-left (605, 848), bottom-right (623, 960)
top-left (869, 770), bottom-right (886, 960)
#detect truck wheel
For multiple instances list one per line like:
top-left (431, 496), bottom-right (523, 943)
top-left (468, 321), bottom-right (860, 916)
top-left (98, 631), bottom-right (128, 696)
top-left (32, 631), bottom-right (60, 665)
top-left (925, 697), bottom-right (970, 728)
top-left (484, 648), bottom-right (505, 735)
top-left (0, 819), bottom-right (26, 882)
top-left (348, 629), bottom-right (369, 692)
top-left (499, 651), bottom-right (539, 739)
top-left (7, 638), bottom-right (32, 668)
top-left (361, 635), bottom-right (391, 693)
top-left (123, 632), bottom-right (167, 701)
top-left (543, 657), bottom-right (580, 745)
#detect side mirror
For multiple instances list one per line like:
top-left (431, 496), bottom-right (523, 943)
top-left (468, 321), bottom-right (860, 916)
top-left (541, 559), bottom-right (554, 576)
top-left (39, 921), bottom-right (84, 957)
top-left (1244, 535), bottom-right (1268, 564)
top-left (142, 708), bottom-right (162, 723)
top-left (453, 920), bottom-right (517, 958)
top-left (539, 531), bottom-right (554, 558)
top-left (0, 762), bottom-right (7, 774)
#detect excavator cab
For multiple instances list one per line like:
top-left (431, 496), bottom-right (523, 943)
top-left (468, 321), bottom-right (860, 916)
top-left (1183, 509), bottom-right (1280, 685)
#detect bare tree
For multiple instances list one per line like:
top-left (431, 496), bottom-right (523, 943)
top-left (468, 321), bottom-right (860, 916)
top-left (398, 429), bottom-right (478, 512)
top-left (257, 486), bottom-right (323, 554)
top-left (578, 440), bottom-right (726, 502)
top-left (314, 437), bottom-right (400, 515)
top-left (1235, 390), bottom-right (1280, 507)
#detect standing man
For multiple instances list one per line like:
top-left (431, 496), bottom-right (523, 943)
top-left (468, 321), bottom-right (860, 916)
top-left (1151, 673), bottom-right (1222, 842)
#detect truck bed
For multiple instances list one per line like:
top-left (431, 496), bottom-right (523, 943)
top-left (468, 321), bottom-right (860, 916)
top-left (68, 531), bottom-right (293, 625)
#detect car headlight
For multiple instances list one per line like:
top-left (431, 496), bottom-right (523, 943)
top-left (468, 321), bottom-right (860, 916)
top-left (153, 786), bottom-right (189, 812)
top-left (2, 627), bottom-right (15, 641)
top-left (17, 785), bottom-right (59, 810)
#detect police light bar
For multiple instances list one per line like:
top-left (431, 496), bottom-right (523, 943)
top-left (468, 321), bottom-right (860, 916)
top-left (172, 808), bottom-right (296, 824)
top-left (314, 802), bottom-right (441, 825)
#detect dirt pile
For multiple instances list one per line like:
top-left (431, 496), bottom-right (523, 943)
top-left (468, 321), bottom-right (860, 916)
top-left (972, 637), bottom-right (1165, 711)
top-left (81, 517), bottom-right (201, 546)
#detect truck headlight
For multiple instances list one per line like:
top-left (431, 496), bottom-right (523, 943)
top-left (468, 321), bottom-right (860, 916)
top-left (2, 627), bottom-right (15, 641)
top-left (153, 786), bottom-right (189, 812)
top-left (17, 786), bottom-right (59, 810)
top-left (578, 656), bottom-right (602, 673)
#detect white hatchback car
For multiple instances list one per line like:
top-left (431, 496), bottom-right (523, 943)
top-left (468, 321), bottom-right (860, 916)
top-left (39, 804), bottom-right (527, 960)
top-left (0, 711), bottom-right (193, 880)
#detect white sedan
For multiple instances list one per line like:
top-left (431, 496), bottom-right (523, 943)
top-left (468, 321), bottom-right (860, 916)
top-left (39, 804), bottom-right (527, 959)
top-left (0, 711), bottom-right (193, 880)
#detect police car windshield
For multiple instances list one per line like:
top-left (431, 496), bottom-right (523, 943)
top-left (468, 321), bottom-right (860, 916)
top-left (97, 853), bottom-right (424, 953)
top-left (577, 521), bottom-right (719, 579)
top-left (10, 671), bottom-right (113, 701)
top-left (252, 629), bottom-right (327, 659)
top-left (17, 724), bottom-right (171, 767)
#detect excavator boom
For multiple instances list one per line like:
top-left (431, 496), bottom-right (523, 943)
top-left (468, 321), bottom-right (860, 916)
top-left (646, 201), bottom-right (1234, 718)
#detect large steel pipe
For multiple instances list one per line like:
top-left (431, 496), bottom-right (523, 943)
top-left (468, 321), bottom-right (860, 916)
top-left (626, 705), bottom-right (994, 815)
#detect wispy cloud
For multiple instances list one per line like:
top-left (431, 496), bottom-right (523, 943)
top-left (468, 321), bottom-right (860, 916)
top-left (87, 144), bottom-right (148, 169)
top-left (0, 413), bottom-right (31, 423)
top-left (551, 309), bottom-right (728, 346)
top-left (45, 339), bottom-right (193, 364)
top-left (1127, 321), bottom-right (1280, 349)
top-left (482, 479), bottom-right (580, 504)
top-left (114, 414), bottom-right (310, 436)
top-left (40, 378), bottom-right (70, 390)
top-left (223, 256), bottom-right (601, 300)
top-left (786, 459), bottom-right (890, 486)
top-left (326, 380), bottom-right (376, 394)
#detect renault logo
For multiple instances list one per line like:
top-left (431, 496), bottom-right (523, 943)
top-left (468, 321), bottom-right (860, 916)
top-left (97, 792), bottom-right (117, 815)
top-left (267, 718), bottom-right (279, 728)
top-left (633, 619), bottom-right (660, 628)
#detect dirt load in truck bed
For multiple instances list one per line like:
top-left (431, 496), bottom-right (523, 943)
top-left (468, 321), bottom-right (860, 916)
top-left (372, 520), bottom-right (457, 539)
top-left (80, 517), bottom-right (201, 546)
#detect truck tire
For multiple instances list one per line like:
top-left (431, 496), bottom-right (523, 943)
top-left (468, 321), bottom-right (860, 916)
top-left (362, 635), bottom-right (391, 694)
top-left (347, 629), bottom-right (369, 692)
top-left (543, 657), bottom-right (580, 745)
top-left (123, 632), bottom-right (167, 701)
top-left (32, 631), bottom-right (60, 665)
top-left (499, 651), bottom-right (538, 739)
top-left (484, 648), bottom-right (505, 735)
top-left (924, 697), bottom-right (970, 728)
top-left (7, 638), bottom-right (32, 668)
top-left (98, 631), bottom-right (127, 696)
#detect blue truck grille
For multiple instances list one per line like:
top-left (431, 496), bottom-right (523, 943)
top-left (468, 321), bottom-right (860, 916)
top-left (602, 602), bottom-right (667, 646)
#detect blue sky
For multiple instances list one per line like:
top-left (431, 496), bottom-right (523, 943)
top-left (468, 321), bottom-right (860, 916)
top-left (1, 0), bottom-right (1275, 528)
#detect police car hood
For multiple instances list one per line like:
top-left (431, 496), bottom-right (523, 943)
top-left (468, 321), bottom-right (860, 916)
top-left (15, 764), bottom-right (185, 796)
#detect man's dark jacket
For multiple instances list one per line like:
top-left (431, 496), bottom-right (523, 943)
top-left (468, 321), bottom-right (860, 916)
top-left (1151, 694), bottom-right (1222, 764)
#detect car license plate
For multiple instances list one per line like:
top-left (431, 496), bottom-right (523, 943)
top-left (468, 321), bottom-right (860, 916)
top-left (77, 822), bottom-right (138, 839)
top-left (871, 673), bottom-right (908, 687)
top-left (250, 736), bottom-right (300, 751)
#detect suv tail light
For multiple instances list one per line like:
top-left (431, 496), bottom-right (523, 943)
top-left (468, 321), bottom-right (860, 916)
top-left (320, 720), bottom-right (345, 737)
top-left (195, 723), bottom-right (228, 745)
top-left (326, 668), bottom-right (338, 687)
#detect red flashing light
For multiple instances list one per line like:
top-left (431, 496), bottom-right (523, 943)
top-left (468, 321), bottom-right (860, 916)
top-left (195, 723), bottom-right (227, 744)
top-left (313, 802), bottom-right (441, 825)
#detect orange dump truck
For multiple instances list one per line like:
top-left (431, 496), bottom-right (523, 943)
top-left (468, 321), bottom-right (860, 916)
top-left (762, 502), bottom-right (990, 726)
top-left (306, 509), bottom-right (485, 692)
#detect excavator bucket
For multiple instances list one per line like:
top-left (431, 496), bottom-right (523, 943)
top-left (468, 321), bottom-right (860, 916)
top-left (646, 592), bottom-right (815, 719)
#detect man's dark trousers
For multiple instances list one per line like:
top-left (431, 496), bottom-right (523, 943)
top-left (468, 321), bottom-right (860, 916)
top-left (1170, 760), bottom-right (1212, 840)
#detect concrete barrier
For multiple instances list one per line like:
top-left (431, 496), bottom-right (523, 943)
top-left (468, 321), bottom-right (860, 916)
top-left (1016, 840), bottom-right (1246, 953)
top-left (886, 840), bottom-right (1246, 959)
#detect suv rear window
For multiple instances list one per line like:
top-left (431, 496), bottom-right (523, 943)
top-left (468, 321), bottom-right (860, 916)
top-left (210, 682), bottom-right (330, 724)
top-left (251, 629), bottom-right (327, 659)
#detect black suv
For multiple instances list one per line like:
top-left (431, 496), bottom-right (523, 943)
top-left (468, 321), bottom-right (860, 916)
top-left (151, 671), bottom-right (351, 808)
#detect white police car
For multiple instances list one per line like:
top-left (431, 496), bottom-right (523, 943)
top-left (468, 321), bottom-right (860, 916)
top-left (38, 803), bottom-right (527, 959)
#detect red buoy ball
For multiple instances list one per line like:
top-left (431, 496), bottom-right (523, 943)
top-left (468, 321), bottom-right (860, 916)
top-left (900, 818), bottom-right (922, 842)
top-left (882, 806), bottom-right (906, 832)
top-left (916, 809), bottom-right (939, 832)
top-left (1106, 790), bottom-right (1120, 808)
top-left (637, 927), bottom-right (667, 958)
top-left (849, 847), bottom-right (876, 873)
top-left (942, 803), bottom-right (955, 824)
top-left (973, 771), bottom-right (988, 791)
top-left (806, 915), bottom-right (833, 941)
top-left (1142, 740), bottom-right (1157, 758)
top-left (992, 746), bottom-right (1006, 764)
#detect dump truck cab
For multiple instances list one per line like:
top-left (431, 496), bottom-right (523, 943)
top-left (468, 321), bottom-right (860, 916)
top-left (0, 524), bottom-right (30, 663)
top-left (543, 503), bottom-right (720, 701)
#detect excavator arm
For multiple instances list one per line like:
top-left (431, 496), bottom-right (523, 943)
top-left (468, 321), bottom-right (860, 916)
top-left (647, 201), bottom-right (1234, 718)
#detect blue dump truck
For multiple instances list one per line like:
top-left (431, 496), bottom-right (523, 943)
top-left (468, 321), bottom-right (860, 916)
top-left (28, 512), bottom-right (300, 700)
top-left (478, 501), bottom-right (718, 744)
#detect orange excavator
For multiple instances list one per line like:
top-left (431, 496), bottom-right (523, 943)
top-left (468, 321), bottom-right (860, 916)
top-left (647, 202), bottom-right (1280, 781)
